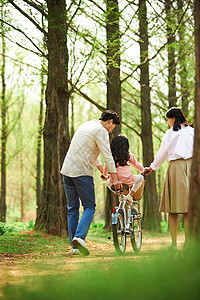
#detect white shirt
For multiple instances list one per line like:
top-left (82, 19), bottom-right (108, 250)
top-left (60, 119), bottom-right (116, 177)
top-left (150, 125), bottom-right (194, 170)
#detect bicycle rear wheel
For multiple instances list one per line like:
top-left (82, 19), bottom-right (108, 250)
top-left (112, 209), bottom-right (126, 254)
top-left (130, 215), bottom-right (142, 252)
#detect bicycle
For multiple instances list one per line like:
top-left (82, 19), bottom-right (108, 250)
top-left (110, 178), bottom-right (145, 254)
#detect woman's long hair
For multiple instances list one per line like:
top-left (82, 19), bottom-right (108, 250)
top-left (111, 135), bottom-right (130, 167)
top-left (166, 107), bottom-right (190, 131)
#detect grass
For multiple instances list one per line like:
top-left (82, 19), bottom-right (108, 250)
top-left (0, 221), bottom-right (109, 255)
top-left (0, 221), bottom-right (182, 255)
top-left (1, 245), bottom-right (200, 300)
top-left (0, 221), bottom-right (199, 300)
top-left (0, 220), bottom-right (69, 255)
top-left (0, 220), bottom-right (35, 236)
top-left (87, 222), bottom-right (112, 242)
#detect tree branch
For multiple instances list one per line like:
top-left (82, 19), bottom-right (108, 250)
top-left (7, 0), bottom-right (47, 36)
top-left (68, 0), bottom-right (82, 26)
top-left (22, 0), bottom-right (48, 18)
top-left (1, 32), bottom-right (47, 59)
top-left (121, 0), bottom-right (191, 84)
top-left (71, 83), bottom-right (141, 137)
top-left (0, 52), bottom-right (42, 71)
top-left (121, 120), bottom-right (141, 137)
top-left (88, 0), bottom-right (105, 13)
top-left (0, 18), bottom-right (47, 58)
top-left (72, 84), bottom-right (106, 112)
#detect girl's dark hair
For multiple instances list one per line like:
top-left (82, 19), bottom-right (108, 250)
top-left (111, 135), bottom-right (130, 167)
top-left (166, 107), bottom-right (190, 131)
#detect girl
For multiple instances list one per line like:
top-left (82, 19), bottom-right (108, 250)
top-left (109, 135), bottom-right (145, 199)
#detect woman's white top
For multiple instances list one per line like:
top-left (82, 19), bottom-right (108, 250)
top-left (150, 125), bottom-right (194, 170)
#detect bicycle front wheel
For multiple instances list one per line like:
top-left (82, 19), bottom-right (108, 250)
top-left (130, 216), bottom-right (142, 252)
top-left (112, 209), bottom-right (126, 254)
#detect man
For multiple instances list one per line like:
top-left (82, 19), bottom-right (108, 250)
top-left (61, 110), bottom-right (121, 255)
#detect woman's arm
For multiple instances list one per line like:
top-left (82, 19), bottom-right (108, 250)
top-left (150, 131), bottom-right (169, 170)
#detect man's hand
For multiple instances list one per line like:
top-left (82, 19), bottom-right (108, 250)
top-left (142, 167), bottom-right (152, 176)
top-left (101, 174), bottom-right (110, 181)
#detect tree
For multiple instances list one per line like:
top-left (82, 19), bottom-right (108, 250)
top-left (5, 0), bottom-right (71, 233)
top-left (36, 64), bottom-right (45, 217)
top-left (177, 0), bottom-right (190, 117)
top-left (0, 1), bottom-right (7, 222)
top-left (139, 0), bottom-right (160, 232)
top-left (188, 0), bottom-right (200, 241)
top-left (165, 0), bottom-right (177, 108)
top-left (104, 0), bottom-right (121, 229)
top-left (34, 0), bottom-right (70, 235)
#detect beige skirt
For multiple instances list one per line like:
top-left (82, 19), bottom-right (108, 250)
top-left (159, 158), bottom-right (192, 213)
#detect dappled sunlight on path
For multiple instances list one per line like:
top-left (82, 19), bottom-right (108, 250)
top-left (0, 232), bottom-right (185, 294)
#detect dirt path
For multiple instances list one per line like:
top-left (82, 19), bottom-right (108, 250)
top-left (0, 232), bottom-right (185, 288)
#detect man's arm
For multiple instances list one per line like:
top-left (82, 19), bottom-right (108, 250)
top-left (95, 128), bottom-right (121, 188)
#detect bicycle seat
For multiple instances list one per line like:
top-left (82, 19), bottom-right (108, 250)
top-left (111, 183), bottom-right (131, 195)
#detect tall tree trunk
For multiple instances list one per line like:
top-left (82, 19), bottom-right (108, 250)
top-left (177, 0), bottom-right (189, 117)
top-left (104, 0), bottom-right (121, 230)
top-left (139, 0), bottom-right (160, 232)
top-left (188, 0), bottom-right (200, 241)
top-left (34, 0), bottom-right (70, 235)
top-left (165, 0), bottom-right (177, 108)
top-left (36, 66), bottom-right (45, 217)
top-left (19, 119), bottom-right (24, 221)
top-left (0, 4), bottom-right (7, 222)
top-left (70, 95), bottom-right (74, 138)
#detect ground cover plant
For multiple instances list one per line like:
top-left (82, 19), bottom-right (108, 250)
top-left (0, 221), bottom-right (182, 256)
top-left (0, 221), bottom-right (69, 255)
top-left (1, 245), bottom-right (199, 300)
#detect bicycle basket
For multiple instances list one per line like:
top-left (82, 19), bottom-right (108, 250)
top-left (132, 179), bottom-right (145, 200)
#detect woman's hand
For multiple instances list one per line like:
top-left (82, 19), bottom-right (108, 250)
top-left (142, 167), bottom-right (152, 176)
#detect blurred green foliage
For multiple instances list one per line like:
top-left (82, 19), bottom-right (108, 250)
top-left (0, 220), bottom-right (34, 236)
top-left (1, 245), bottom-right (200, 300)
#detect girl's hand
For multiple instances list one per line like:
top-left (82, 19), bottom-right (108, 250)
top-left (142, 167), bottom-right (152, 176)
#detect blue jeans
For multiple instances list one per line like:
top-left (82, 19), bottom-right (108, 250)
top-left (63, 175), bottom-right (96, 248)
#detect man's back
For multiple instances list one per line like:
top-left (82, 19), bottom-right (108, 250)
top-left (61, 119), bottom-right (114, 177)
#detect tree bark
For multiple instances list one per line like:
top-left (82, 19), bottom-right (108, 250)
top-left (188, 0), bottom-right (200, 241)
top-left (104, 0), bottom-right (121, 230)
top-left (34, 0), bottom-right (70, 235)
top-left (0, 5), bottom-right (7, 222)
top-left (177, 0), bottom-right (189, 117)
top-left (139, 0), bottom-right (160, 232)
top-left (18, 118), bottom-right (24, 221)
top-left (36, 66), bottom-right (45, 217)
top-left (165, 0), bottom-right (177, 108)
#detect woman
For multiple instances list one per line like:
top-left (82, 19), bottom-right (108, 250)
top-left (144, 107), bottom-right (194, 251)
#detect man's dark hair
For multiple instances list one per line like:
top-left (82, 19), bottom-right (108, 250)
top-left (99, 110), bottom-right (120, 125)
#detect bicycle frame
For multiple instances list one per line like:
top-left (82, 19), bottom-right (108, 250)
top-left (110, 179), bottom-right (145, 254)
top-left (112, 191), bottom-right (139, 230)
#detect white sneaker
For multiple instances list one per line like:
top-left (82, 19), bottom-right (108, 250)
top-left (73, 248), bottom-right (81, 255)
top-left (72, 237), bottom-right (90, 256)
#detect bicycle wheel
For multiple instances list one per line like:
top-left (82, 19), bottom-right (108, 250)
top-left (112, 209), bottom-right (126, 254)
top-left (130, 215), bottom-right (142, 252)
